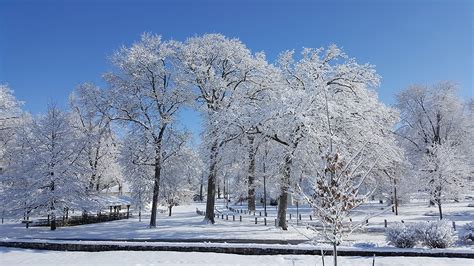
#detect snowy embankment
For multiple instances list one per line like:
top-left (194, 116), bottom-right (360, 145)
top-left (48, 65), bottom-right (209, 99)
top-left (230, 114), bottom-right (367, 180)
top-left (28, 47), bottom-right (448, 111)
top-left (1, 238), bottom-right (473, 258)
top-left (0, 247), bottom-right (473, 266)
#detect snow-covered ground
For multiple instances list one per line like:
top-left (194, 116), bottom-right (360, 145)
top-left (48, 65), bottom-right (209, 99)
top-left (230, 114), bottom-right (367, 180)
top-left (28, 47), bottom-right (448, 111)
top-left (1, 199), bottom-right (473, 250)
top-left (1, 247), bottom-right (473, 266)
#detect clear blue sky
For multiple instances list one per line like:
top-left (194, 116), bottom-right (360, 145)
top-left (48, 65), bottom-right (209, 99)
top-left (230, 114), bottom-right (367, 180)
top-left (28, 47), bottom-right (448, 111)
top-left (1, 0), bottom-right (472, 138)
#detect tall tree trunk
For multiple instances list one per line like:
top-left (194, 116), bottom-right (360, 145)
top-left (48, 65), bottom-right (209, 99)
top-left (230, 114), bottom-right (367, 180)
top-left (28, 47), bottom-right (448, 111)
top-left (204, 139), bottom-right (219, 224)
top-left (199, 175), bottom-right (204, 201)
top-left (333, 242), bottom-right (338, 266)
top-left (438, 200), bottom-right (443, 220)
top-left (50, 177), bottom-right (56, 231)
top-left (393, 178), bottom-right (398, 215)
top-left (149, 143), bottom-right (162, 228)
top-left (89, 173), bottom-right (96, 191)
top-left (247, 135), bottom-right (256, 211)
top-left (277, 153), bottom-right (292, 230)
top-left (437, 187), bottom-right (443, 220)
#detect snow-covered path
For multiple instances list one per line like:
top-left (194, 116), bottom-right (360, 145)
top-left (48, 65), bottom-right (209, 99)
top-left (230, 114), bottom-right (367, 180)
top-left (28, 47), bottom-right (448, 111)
top-left (1, 247), bottom-right (473, 266)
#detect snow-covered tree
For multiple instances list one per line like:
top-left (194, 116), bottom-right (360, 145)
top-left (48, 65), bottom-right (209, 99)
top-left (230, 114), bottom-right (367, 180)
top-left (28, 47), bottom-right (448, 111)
top-left (259, 45), bottom-right (400, 265)
top-left (70, 83), bottom-right (123, 192)
top-left (1, 105), bottom-right (93, 230)
top-left (121, 130), bottom-right (154, 216)
top-left (161, 143), bottom-right (202, 216)
top-left (0, 84), bottom-right (24, 164)
top-left (395, 82), bottom-right (472, 219)
top-left (254, 45), bottom-right (399, 230)
top-left (179, 34), bottom-right (270, 223)
top-left (105, 33), bottom-right (190, 227)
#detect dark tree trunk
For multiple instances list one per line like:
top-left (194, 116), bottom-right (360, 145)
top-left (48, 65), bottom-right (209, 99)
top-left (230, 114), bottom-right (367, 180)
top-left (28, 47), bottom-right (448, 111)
top-left (247, 135), bottom-right (256, 212)
top-left (51, 214), bottom-right (56, 230)
top-left (333, 242), bottom-right (338, 266)
top-left (199, 177), bottom-right (204, 202)
top-left (149, 136), bottom-right (163, 228)
top-left (393, 178), bottom-right (398, 215)
top-left (50, 177), bottom-right (56, 231)
top-left (89, 173), bottom-right (96, 191)
top-left (438, 200), bottom-right (443, 220)
top-left (204, 140), bottom-right (219, 224)
top-left (168, 205), bottom-right (172, 216)
top-left (277, 154), bottom-right (292, 230)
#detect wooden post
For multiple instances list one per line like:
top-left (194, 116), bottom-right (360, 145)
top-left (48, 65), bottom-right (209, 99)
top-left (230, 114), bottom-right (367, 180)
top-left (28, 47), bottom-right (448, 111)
top-left (384, 219), bottom-right (387, 228)
top-left (255, 217), bottom-right (257, 224)
top-left (452, 221), bottom-right (456, 231)
top-left (264, 218), bottom-right (267, 226)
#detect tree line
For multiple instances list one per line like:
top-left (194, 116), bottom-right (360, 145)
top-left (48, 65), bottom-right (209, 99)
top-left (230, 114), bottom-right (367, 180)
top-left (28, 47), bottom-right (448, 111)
top-left (0, 34), bottom-right (472, 240)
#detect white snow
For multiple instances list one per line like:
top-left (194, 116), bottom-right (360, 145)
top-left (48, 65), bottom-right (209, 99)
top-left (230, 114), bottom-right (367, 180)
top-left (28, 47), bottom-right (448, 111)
top-left (0, 247), bottom-right (472, 266)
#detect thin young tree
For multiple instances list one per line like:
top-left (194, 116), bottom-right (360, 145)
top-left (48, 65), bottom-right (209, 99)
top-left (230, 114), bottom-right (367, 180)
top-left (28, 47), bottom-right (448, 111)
top-left (395, 82), bottom-right (472, 219)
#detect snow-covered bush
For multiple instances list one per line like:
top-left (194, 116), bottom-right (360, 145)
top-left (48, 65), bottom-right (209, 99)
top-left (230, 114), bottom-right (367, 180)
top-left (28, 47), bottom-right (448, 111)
top-left (386, 223), bottom-right (418, 248)
top-left (460, 222), bottom-right (474, 243)
top-left (419, 220), bottom-right (456, 248)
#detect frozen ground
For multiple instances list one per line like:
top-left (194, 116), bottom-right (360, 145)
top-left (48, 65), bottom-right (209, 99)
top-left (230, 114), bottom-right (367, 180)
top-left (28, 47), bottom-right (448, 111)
top-left (1, 199), bottom-right (473, 249)
top-left (0, 247), bottom-right (473, 266)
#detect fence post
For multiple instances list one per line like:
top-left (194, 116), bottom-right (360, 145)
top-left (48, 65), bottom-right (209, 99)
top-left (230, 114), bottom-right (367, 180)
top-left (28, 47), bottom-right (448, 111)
top-left (384, 219), bottom-right (387, 228)
top-left (255, 217), bottom-right (257, 224)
